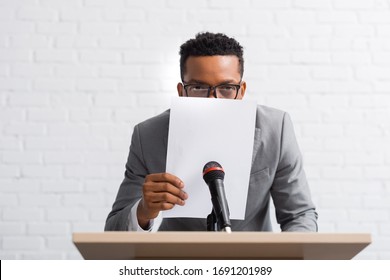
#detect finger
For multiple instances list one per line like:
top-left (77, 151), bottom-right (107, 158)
top-left (145, 173), bottom-right (184, 189)
top-left (160, 202), bottom-right (175, 211)
top-left (141, 198), bottom-right (181, 215)
top-left (144, 190), bottom-right (186, 206)
top-left (144, 181), bottom-right (188, 200)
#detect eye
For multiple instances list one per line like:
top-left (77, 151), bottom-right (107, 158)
top-left (189, 85), bottom-right (208, 91)
top-left (219, 85), bottom-right (236, 91)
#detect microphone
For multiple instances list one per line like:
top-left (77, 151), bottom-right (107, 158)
top-left (203, 161), bottom-right (232, 233)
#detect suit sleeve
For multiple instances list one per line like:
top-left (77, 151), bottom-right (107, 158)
top-left (270, 113), bottom-right (318, 232)
top-left (104, 124), bottom-right (147, 231)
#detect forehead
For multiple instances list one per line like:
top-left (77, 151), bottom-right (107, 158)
top-left (183, 55), bottom-right (241, 83)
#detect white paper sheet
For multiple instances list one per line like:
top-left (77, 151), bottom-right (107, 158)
top-left (165, 97), bottom-right (257, 220)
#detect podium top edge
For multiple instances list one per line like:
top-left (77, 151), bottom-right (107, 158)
top-left (72, 232), bottom-right (372, 245)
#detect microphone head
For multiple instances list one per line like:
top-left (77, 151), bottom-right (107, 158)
top-left (203, 161), bottom-right (225, 184)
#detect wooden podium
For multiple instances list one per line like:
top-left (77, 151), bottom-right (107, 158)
top-left (73, 232), bottom-right (371, 260)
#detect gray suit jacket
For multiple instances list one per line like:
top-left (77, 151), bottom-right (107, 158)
top-left (105, 105), bottom-right (318, 232)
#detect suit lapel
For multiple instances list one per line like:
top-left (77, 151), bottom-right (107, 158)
top-left (252, 127), bottom-right (261, 165)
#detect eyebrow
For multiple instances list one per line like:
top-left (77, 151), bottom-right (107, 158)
top-left (185, 79), bottom-right (239, 84)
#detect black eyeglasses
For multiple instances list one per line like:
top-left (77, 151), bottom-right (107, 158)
top-left (182, 82), bottom-right (241, 99)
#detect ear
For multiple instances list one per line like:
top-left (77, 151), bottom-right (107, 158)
top-left (237, 81), bottom-right (246, 100)
top-left (177, 83), bottom-right (184, 97)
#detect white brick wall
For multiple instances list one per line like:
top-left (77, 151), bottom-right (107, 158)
top-left (1, 0), bottom-right (389, 260)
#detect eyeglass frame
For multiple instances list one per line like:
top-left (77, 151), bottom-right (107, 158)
top-left (181, 81), bottom-right (242, 99)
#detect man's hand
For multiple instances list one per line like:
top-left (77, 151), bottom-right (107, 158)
top-left (137, 173), bottom-right (188, 229)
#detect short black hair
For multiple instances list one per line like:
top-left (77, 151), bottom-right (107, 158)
top-left (179, 32), bottom-right (244, 81)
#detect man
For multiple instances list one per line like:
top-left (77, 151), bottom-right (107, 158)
top-left (105, 32), bottom-right (318, 232)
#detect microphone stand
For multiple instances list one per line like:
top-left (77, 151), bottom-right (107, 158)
top-left (207, 209), bottom-right (218, 231)
top-left (206, 208), bottom-right (232, 233)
